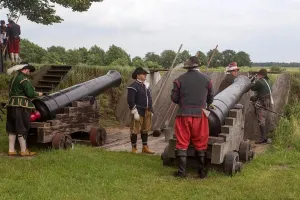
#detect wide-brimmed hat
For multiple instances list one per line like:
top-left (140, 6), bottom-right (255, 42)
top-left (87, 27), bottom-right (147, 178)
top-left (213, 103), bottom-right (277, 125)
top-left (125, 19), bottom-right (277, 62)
top-left (226, 62), bottom-right (239, 72)
top-left (132, 67), bottom-right (149, 79)
top-left (6, 63), bottom-right (36, 75)
top-left (257, 68), bottom-right (268, 78)
top-left (183, 56), bottom-right (199, 69)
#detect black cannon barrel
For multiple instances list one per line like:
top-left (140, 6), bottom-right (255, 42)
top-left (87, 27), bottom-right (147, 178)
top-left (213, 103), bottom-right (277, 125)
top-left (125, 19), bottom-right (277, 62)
top-left (33, 70), bottom-right (122, 121)
top-left (208, 75), bottom-right (252, 136)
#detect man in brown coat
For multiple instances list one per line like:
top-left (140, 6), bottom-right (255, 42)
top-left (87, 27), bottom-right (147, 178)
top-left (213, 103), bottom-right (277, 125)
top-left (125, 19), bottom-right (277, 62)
top-left (218, 62), bottom-right (239, 93)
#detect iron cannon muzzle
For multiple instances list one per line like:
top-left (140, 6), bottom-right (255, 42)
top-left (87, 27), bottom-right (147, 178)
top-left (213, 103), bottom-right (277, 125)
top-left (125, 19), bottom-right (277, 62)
top-left (208, 75), bottom-right (252, 136)
top-left (33, 70), bottom-right (122, 121)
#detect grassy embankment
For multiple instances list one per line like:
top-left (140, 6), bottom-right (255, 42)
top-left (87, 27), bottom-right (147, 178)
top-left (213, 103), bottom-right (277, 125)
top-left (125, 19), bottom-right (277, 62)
top-left (0, 65), bottom-right (299, 199)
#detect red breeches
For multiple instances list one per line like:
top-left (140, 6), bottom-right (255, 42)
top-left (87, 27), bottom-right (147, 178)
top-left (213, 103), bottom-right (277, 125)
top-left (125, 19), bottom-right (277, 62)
top-left (175, 113), bottom-right (209, 151)
top-left (8, 37), bottom-right (20, 53)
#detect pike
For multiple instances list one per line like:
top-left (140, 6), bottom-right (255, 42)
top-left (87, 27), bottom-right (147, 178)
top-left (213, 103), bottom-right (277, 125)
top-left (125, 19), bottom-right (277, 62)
top-left (206, 45), bottom-right (218, 73)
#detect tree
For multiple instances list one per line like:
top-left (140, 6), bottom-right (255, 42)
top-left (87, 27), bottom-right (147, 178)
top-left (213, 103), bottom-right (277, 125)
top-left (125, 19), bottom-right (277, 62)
top-left (234, 51), bottom-right (251, 67)
top-left (160, 50), bottom-right (176, 69)
top-left (65, 49), bottom-right (84, 65)
top-left (109, 58), bottom-right (129, 67)
top-left (0, 0), bottom-right (103, 25)
top-left (178, 50), bottom-right (191, 64)
top-left (78, 47), bottom-right (89, 63)
top-left (132, 56), bottom-right (145, 67)
top-left (104, 45), bottom-right (130, 66)
top-left (87, 45), bottom-right (105, 66)
top-left (144, 52), bottom-right (161, 65)
top-left (196, 51), bottom-right (207, 66)
top-left (145, 61), bottom-right (160, 69)
top-left (47, 46), bottom-right (66, 63)
top-left (41, 52), bottom-right (62, 64)
top-left (20, 39), bottom-right (48, 63)
top-left (206, 49), bottom-right (222, 68)
top-left (221, 50), bottom-right (236, 66)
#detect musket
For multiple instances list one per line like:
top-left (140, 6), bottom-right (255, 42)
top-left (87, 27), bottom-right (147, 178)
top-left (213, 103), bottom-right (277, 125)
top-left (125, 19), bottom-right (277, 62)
top-left (250, 101), bottom-right (285, 118)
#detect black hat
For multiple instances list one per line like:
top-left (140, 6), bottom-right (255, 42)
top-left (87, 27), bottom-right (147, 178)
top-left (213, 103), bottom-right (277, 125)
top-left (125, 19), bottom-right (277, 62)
top-left (132, 67), bottom-right (149, 79)
top-left (183, 56), bottom-right (199, 69)
top-left (257, 68), bottom-right (268, 78)
top-left (20, 62), bottom-right (36, 72)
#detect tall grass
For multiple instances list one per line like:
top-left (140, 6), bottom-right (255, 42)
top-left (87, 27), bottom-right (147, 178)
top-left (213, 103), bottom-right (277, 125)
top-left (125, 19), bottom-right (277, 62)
top-left (272, 72), bottom-right (300, 150)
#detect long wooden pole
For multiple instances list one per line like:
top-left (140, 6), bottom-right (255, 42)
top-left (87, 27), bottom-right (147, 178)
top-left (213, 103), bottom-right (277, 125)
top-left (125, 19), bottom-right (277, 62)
top-left (152, 44), bottom-right (183, 107)
top-left (205, 45), bottom-right (218, 73)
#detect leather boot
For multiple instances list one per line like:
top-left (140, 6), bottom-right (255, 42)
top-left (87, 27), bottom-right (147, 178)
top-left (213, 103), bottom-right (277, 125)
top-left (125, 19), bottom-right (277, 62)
top-left (173, 149), bottom-right (187, 178)
top-left (196, 150), bottom-right (207, 179)
top-left (130, 134), bottom-right (137, 153)
top-left (141, 132), bottom-right (155, 154)
top-left (255, 125), bottom-right (267, 144)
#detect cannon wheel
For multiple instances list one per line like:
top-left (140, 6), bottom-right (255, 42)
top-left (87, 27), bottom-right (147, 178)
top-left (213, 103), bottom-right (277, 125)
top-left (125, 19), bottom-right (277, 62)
top-left (89, 127), bottom-right (107, 146)
top-left (161, 145), bottom-right (174, 166)
top-left (223, 151), bottom-right (242, 176)
top-left (239, 140), bottom-right (251, 162)
top-left (52, 133), bottom-right (73, 149)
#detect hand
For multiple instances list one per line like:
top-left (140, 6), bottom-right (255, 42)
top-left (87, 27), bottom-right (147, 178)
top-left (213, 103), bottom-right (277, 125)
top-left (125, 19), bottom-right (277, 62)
top-left (208, 104), bottom-right (215, 110)
top-left (131, 108), bottom-right (140, 121)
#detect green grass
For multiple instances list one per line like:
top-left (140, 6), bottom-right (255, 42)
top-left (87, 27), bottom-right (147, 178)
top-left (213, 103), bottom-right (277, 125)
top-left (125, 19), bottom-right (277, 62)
top-left (0, 130), bottom-right (300, 200)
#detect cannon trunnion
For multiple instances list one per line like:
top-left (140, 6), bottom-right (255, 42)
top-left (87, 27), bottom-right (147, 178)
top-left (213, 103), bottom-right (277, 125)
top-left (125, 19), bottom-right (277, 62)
top-left (28, 70), bottom-right (122, 149)
top-left (161, 75), bottom-right (255, 176)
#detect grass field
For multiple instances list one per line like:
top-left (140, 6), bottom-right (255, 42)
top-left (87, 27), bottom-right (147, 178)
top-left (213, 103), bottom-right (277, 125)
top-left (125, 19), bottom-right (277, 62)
top-left (0, 65), bottom-right (300, 199)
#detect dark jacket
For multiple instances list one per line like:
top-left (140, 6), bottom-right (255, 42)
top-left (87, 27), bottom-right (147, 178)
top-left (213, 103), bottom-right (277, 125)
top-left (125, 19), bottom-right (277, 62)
top-left (251, 78), bottom-right (271, 100)
top-left (171, 69), bottom-right (214, 117)
top-left (218, 74), bottom-right (235, 93)
top-left (127, 80), bottom-right (153, 117)
top-left (7, 22), bottom-right (21, 38)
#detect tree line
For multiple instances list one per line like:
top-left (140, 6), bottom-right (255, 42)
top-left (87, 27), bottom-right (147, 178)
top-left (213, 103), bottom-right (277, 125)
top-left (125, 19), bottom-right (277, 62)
top-left (19, 39), bottom-right (252, 68)
top-left (252, 62), bottom-right (300, 68)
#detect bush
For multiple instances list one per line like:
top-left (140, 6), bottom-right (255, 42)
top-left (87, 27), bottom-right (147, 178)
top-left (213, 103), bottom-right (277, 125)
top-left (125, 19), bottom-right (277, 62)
top-left (270, 66), bottom-right (285, 73)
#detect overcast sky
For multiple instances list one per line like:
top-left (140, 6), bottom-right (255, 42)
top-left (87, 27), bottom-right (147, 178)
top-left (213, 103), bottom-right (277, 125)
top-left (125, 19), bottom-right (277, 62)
top-left (1, 0), bottom-right (299, 62)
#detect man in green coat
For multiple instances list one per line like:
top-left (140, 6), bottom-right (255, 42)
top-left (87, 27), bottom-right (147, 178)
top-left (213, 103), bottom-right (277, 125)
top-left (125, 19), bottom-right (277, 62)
top-left (251, 69), bottom-right (273, 144)
top-left (6, 63), bottom-right (42, 156)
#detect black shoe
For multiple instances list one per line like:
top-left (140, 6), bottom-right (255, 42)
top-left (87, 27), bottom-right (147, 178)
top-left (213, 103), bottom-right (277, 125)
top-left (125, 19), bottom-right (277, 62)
top-left (173, 171), bottom-right (187, 178)
top-left (255, 138), bottom-right (267, 144)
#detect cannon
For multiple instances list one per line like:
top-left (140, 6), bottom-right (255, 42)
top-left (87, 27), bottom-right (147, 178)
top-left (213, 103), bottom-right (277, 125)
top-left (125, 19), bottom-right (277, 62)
top-left (161, 75), bottom-right (255, 176)
top-left (28, 70), bottom-right (122, 149)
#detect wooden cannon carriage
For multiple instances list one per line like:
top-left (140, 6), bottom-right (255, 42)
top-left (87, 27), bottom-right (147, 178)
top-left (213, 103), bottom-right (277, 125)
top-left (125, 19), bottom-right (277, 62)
top-left (27, 70), bottom-right (121, 149)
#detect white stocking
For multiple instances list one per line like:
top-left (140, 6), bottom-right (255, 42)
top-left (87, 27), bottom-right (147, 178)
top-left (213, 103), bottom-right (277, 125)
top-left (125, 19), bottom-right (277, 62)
top-left (8, 134), bottom-right (16, 152)
top-left (18, 136), bottom-right (27, 152)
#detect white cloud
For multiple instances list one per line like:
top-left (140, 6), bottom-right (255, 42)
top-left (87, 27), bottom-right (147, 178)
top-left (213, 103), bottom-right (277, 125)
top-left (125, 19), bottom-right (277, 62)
top-left (1, 0), bottom-right (300, 62)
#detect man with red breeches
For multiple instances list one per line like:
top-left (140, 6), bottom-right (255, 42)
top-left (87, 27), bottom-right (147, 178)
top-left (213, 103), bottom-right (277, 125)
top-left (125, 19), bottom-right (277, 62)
top-left (171, 56), bottom-right (214, 178)
top-left (7, 18), bottom-right (21, 62)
